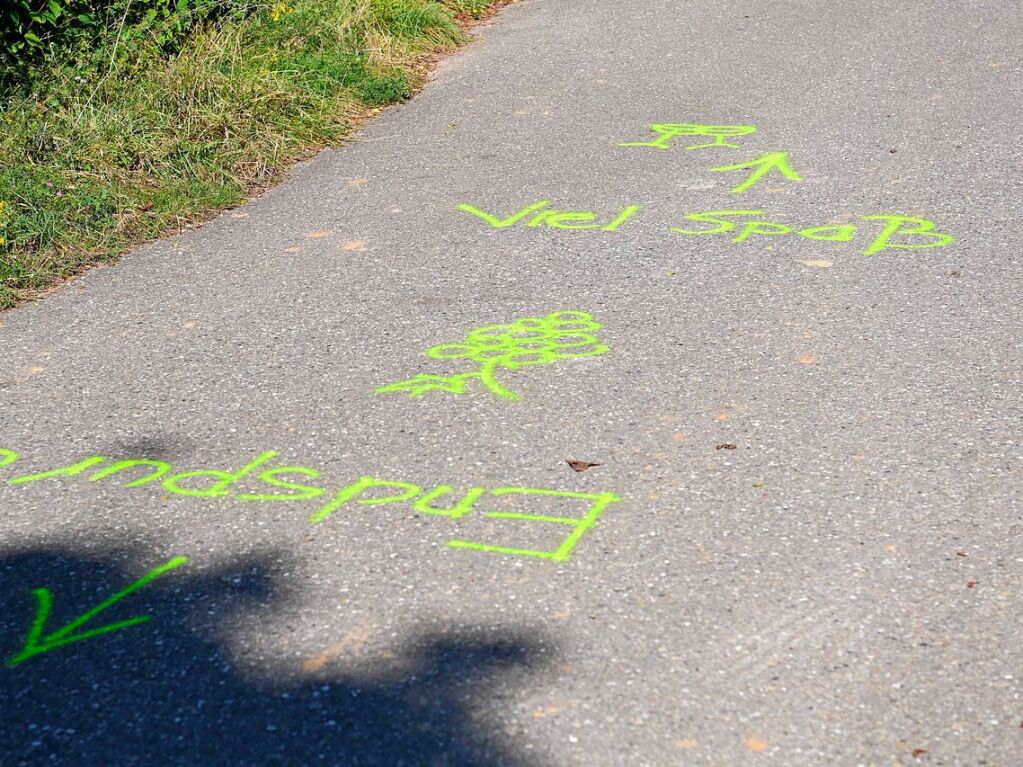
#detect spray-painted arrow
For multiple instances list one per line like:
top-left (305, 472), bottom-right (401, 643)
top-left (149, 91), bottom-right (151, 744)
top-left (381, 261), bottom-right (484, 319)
top-left (7, 556), bottom-right (188, 667)
top-left (710, 151), bottom-right (803, 194)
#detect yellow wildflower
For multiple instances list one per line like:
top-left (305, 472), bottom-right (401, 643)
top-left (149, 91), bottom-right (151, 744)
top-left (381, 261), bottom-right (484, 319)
top-left (270, 1), bottom-right (293, 22)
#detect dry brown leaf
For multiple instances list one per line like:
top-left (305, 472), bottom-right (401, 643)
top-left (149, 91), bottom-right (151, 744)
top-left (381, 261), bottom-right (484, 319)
top-left (532, 706), bottom-right (561, 719)
top-left (746, 734), bottom-right (769, 753)
top-left (302, 626), bottom-right (371, 672)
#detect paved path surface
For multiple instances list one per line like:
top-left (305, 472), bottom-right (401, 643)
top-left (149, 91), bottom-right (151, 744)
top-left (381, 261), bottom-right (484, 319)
top-left (2, 1), bottom-right (1021, 764)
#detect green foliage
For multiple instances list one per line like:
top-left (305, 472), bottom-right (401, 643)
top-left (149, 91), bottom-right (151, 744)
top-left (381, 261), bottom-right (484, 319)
top-left (371, 0), bottom-right (459, 41)
top-left (3, 0), bottom-right (88, 57)
top-left (445, 0), bottom-right (490, 19)
top-left (0, 0), bottom-right (491, 309)
top-left (2, 1), bottom-right (250, 95)
top-left (358, 70), bottom-right (411, 104)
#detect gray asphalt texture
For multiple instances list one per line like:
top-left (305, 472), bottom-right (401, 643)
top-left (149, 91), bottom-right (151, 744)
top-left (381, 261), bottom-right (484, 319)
top-left (1, 1), bottom-right (1021, 765)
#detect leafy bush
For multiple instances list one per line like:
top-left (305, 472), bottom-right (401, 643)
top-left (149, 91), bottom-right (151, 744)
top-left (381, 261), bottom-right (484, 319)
top-left (2, 0), bottom-right (92, 57)
top-left (2, 1), bottom-right (247, 94)
top-left (357, 70), bottom-right (411, 104)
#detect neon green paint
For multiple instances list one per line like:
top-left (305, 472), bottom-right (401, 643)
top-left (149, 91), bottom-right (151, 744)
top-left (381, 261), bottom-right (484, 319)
top-left (526, 209), bottom-right (558, 227)
top-left (710, 152), bottom-right (803, 194)
top-left (798, 224), bottom-right (857, 242)
top-left (671, 210), bottom-right (952, 256)
top-left (619, 123), bottom-right (756, 151)
top-left (456, 200), bottom-right (550, 228)
top-left (2, 443), bottom-right (624, 563)
top-left (310, 476), bottom-right (423, 524)
top-left (236, 466), bottom-right (327, 502)
top-left (0, 448), bottom-right (19, 468)
top-left (7, 556), bottom-right (188, 667)
top-left (528, 206), bottom-right (640, 231)
top-left (542, 212), bottom-right (599, 229)
top-left (671, 210), bottom-right (765, 235)
top-left (89, 459), bottom-right (173, 487)
top-left (9, 456), bottom-right (107, 485)
top-left (482, 512), bottom-right (579, 525)
top-left (358, 480), bottom-right (421, 504)
top-left (413, 485), bottom-right (488, 519)
top-left (162, 451), bottom-right (278, 498)
top-left (732, 220), bottom-right (793, 243)
top-left (447, 488), bottom-right (620, 561)
top-left (460, 201), bottom-right (640, 232)
top-left (377, 311), bottom-right (610, 402)
top-left (861, 214), bottom-right (954, 256)
top-left (602, 204), bottom-right (642, 231)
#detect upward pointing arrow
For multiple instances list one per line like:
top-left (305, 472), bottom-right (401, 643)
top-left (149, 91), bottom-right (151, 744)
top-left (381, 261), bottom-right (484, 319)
top-left (7, 556), bottom-right (188, 667)
top-left (709, 151), bottom-right (804, 194)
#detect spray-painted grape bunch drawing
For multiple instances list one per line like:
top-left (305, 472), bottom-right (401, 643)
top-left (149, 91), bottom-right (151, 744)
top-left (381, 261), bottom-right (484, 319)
top-left (376, 311), bottom-right (609, 401)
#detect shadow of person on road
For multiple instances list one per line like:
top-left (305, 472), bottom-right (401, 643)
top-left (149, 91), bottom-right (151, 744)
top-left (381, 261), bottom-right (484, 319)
top-left (0, 545), bottom-right (547, 766)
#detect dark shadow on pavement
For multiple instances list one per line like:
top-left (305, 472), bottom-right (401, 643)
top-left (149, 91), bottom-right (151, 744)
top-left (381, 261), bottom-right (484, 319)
top-left (0, 545), bottom-right (548, 766)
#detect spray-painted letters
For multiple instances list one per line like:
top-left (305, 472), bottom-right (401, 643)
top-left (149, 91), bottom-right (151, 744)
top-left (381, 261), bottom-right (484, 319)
top-left (0, 448), bottom-right (618, 562)
top-left (456, 200), bottom-right (953, 257)
top-left (467, 119), bottom-right (953, 253)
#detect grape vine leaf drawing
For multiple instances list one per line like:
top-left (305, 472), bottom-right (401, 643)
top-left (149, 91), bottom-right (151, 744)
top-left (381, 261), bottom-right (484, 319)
top-left (377, 311), bottom-right (610, 402)
top-left (377, 373), bottom-right (475, 397)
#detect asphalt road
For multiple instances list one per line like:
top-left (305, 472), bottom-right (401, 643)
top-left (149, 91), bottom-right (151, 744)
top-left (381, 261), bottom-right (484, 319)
top-left (1, 1), bottom-right (1021, 764)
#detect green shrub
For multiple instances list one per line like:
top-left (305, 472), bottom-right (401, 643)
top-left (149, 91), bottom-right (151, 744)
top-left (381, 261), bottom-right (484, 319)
top-left (2, 1), bottom-right (248, 94)
top-left (358, 69), bottom-right (411, 104)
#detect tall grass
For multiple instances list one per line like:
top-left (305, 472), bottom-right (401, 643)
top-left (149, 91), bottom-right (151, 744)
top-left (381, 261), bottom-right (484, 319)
top-left (0, 0), bottom-right (489, 310)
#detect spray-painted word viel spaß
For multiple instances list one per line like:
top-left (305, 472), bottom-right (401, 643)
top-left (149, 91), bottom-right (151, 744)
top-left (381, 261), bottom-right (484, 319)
top-left (377, 311), bottom-right (610, 402)
top-left (456, 200), bottom-right (954, 257)
top-left (0, 448), bottom-right (618, 562)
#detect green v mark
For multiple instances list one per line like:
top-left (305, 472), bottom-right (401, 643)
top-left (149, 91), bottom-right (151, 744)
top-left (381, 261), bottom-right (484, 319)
top-left (456, 200), bottom-right (550, 227)
top-left (7, 556), bottom-right (188, 667)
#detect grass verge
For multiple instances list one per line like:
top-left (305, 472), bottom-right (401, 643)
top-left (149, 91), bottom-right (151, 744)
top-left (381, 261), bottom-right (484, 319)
top-left (0, 0), bottom-right (505, 310)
